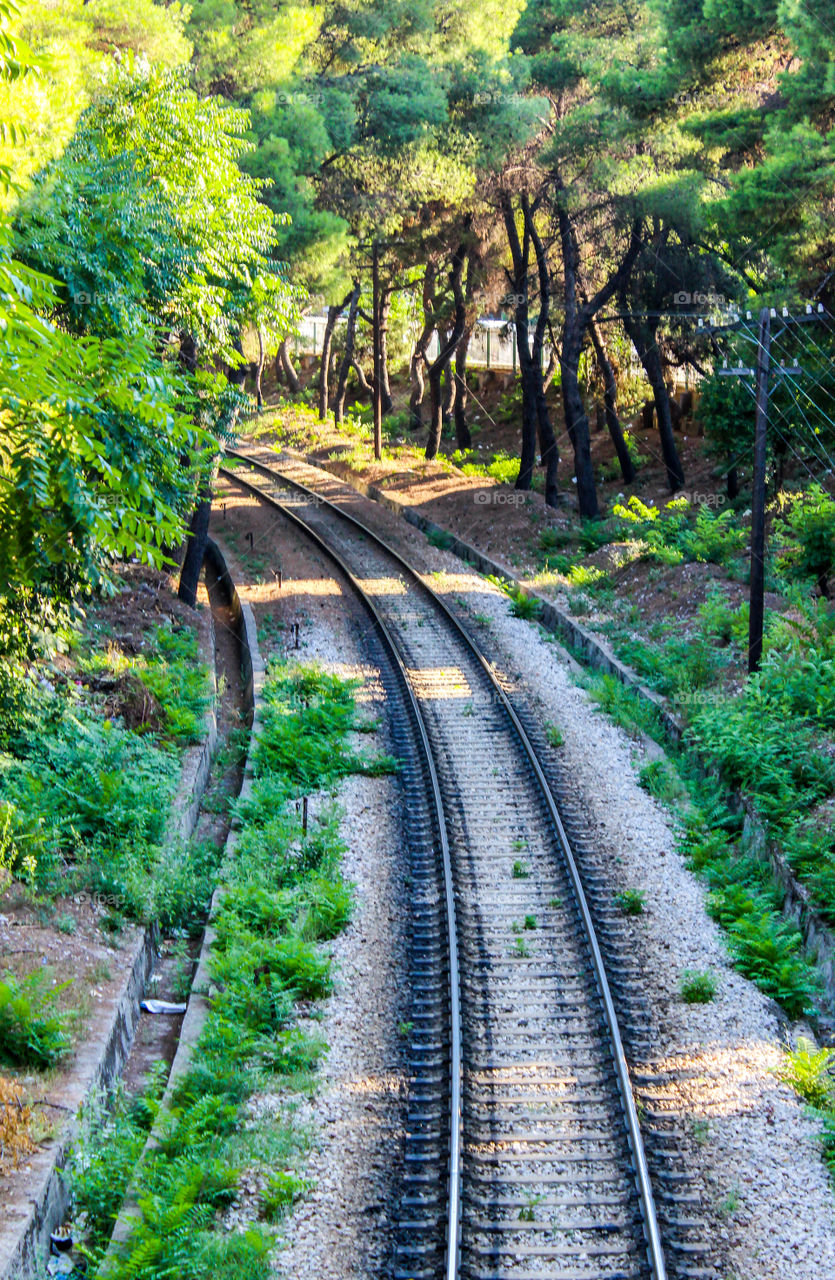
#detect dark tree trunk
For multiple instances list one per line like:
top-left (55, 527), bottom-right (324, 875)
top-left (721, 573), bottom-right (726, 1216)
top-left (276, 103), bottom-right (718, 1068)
top-left (410, 263), bottom-right (436, 431)
top-left (642, 400), bottom-right (655, 432)
top-left (500, 192), bottom-right (537, 492)
top-left (334, 283), bottom-right (360, 427)
top-left (351, 358), bottom-right (372, 397)
top-left (727, 463), bottom-right (739, 500)
top-left (379, 285), bottom-right (394, 415)
top-left (560, 328), bottom-right (598, 518)
top-left (179, 331), bottom-right (199, 377)
top-left (427, 361), bottom-right (445, 462)
top-left (525, 196), bottom-right (559, 508)
top-left (425, 246), bottom-right (467, 461)
top-left (178, 485), bottom-right (212, 608)
top-left (442, 354), bottom-right (456, 423)
top-left (318, 290), bottom-right (352, 420)
top-left (278, 338), bottom-right (301, 394)
top-left (588, 316), bottom-right (635, 483)
top-left (255, 327), bottom-right (266, 410)
top-left (622, 303), bottom-right (684, 492)
top-left (454, 325), bottom-right (472, 449)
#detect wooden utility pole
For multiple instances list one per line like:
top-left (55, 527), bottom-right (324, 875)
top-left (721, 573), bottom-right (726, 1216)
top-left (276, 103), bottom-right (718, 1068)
top-left (372, 240), bottom-right (382, 461)
top-left (748, 307), bottom-right (771, 674)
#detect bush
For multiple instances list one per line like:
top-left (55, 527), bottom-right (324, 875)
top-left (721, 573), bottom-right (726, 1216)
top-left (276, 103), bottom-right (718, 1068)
top-left (777, 484), bottom-right (835, 595)
top-left (680, 968), bottom-right (718, 1003)
top-left (778, 1037), bottom-right (835, 1109)
top-left (0, 970), bottom-right (73, 1068)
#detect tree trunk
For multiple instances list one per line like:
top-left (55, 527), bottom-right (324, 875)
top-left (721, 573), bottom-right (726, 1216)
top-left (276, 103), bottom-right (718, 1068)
top-left (379, 285), bottom-right (394, 416)
top-left (454, 325), bottom-right (472, 449)
top-left (334, 283), bottom-right (360, 427)
top-left (255, 327), bottom-right (266, 410)
top-left (278, 338), bottom-right (301, 394)
top-left (500, 192), bottom-right (537, 492)
top-left (351, 358), bottom-right (372, 397)
top-left (622, 306), bottom-right (684, 492)
top-left (442, 354), bottom-right (456, 423)
top-left (588, 316), bottom-right (635, 483)
top-left (560, 327), bottom-right (598, 519)
top-left (410, 262), bottom-right (436, 431)
top-left (525, 196), bottom-right (559, 508)
top-left (318, 290), bottom-right (352, 420)
top-left (727, 463), bottom-right (739, 500)
top-left (427, 361), bottom-right (445, 462)
top-left (178, 485), bottom-right (212, 608)
top-left (425, 247), bottom-right (467, 460)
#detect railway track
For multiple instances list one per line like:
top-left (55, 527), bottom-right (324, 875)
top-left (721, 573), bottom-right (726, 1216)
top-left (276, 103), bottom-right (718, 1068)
top-left (220, 448), bottom-right (672, 1280)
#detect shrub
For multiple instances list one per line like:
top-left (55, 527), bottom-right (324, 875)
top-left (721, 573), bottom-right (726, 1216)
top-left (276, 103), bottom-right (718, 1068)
top-left (777, 484), bottom-right (835, 595)
top-left (615, 889), bottom-right (646, 916)
top-left (680, 969), bottom-right (718, 1003)
top-left (0, 970), bottom-right (73, 1068)
top-left (778, 1037), bottom-right (835, 1110)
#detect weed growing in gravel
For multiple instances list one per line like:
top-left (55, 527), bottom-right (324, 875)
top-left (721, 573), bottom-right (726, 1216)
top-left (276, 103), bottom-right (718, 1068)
top-left (614, 889), bottom-right (646, 916)
top-left (261, 1170), bottom-right (312, 1222)
top-left (513, 937), bottom-right (530, 958)
top-left (680, 969), bottom-right (718, 1003)
top-left (545, 723), bottom-right (564, 749)
top-left (518, 1193), bottom-right (543, 1221)
top-left (523, 914), bottom-right (537, 930)
top-left (691, 1118), bottom-right (711, 1144)
top-left (512, 860), bottom-right (530, 879)
top-left (507, 586), bottom-right (543, 621)
top-left (427, 528), bottom-right (454, 550)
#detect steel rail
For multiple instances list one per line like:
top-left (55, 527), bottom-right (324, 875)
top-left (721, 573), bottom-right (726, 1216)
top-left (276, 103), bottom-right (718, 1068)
top-left (222, 448), bottom-right (668, 1280)
top-left (218, 462), bottom-right (463, 1279)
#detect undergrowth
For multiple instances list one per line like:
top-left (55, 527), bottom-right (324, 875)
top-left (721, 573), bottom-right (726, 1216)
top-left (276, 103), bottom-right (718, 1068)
top-left (0, 616), bottom-right (216, 931)
top-left (67, 662), bottom-right (392, 1276)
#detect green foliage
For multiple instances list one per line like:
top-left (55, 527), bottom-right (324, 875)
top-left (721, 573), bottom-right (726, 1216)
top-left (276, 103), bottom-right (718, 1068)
top-left (0, 968), bottom-right (73, 1067)
top-left (512, 859), bottom-right (530, 878)
top-left (614, 888), bottom-right (646, 916)
top-left (507, 586), bottom-right (542, 620)
top-left (261, 1170), bottom-right (311, 1222)
top-left (778, 1037), bottom-right (835, 1111)
top-left (776, 484), bottom-right (835, 595)
top-left (67, 664), bottom-right (369, 1271)
top-left (679, 968), bottom-right (718, 1003)
top-left (612, 496), bottom-right (746, 568)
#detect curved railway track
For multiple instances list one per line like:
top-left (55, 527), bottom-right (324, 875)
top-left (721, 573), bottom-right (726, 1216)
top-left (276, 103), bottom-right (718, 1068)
top-left (220, 448), bottom-right (669, 1280)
